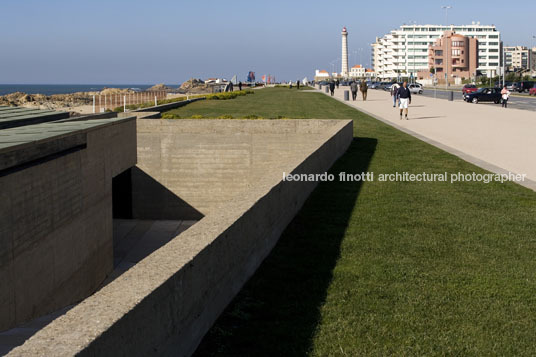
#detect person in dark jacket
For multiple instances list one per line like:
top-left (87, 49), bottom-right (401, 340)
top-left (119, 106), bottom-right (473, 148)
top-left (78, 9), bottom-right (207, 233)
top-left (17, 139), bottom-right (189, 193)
top-left (336, 79), bottom-right (340, 89)
top-left (350, 81), bottom-right (358, 101)
top-left (329, 81), bottom-right (335, 96)
top-left (297, 80), bottom-right (300, 90)
top-left (397, 81), bottom-right (412, 120)
top-left (238, 81), bottom-right (242, 91)
top-left (390, 83), bottom-right (399, 107)
top-left (360, 80), bottom-right (368, 101)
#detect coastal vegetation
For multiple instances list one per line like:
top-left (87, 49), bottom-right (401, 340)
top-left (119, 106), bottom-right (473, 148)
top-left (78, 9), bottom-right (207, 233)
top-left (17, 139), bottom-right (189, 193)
top-left (191, 87), bottom-right (536, 355)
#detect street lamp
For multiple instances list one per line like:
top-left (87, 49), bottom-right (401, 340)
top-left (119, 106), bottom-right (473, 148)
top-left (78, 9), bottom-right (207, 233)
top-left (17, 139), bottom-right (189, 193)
top-left (442, 5), bottom-right (452, 89)
top-left (409, 20), bottom-right (417, 83)
top-left (442, 5), bottom-right (451, 28)
top-left (529, 35), bottom-right (536, 73)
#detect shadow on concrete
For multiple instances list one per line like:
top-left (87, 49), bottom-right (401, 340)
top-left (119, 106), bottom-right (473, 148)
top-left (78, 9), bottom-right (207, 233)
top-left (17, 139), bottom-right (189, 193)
top-left (194, 137), bottom-right (377, 356)
top-left (131, 167), bottom-right (204, 221)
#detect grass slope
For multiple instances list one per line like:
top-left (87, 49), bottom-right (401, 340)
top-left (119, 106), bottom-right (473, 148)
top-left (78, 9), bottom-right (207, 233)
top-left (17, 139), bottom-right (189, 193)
top-left (163, 87), bottom-right (349, 119)
top-left (191, 88), bottom-right (536, 356)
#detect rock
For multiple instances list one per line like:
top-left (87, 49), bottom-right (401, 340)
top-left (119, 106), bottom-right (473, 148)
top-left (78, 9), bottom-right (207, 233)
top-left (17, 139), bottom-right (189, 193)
top-left (147, 83), bottom-right (172, 92)
top-left (178, 78), bottom-right (210, 94)
top-left (99, 88), bottom-right (134, 95)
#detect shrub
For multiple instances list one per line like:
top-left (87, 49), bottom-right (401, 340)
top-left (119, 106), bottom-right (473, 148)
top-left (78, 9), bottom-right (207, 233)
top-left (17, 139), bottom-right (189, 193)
top-left (161, 113), bottom-right (180, 119)
top-left (205, 90), bottom-right (254, 101)
top-left (217, 115), bottom-right (234, 119)
top-left (190, 114), bottom-right (203, 119)
top-left (243, 114), bottom-right (262, 119)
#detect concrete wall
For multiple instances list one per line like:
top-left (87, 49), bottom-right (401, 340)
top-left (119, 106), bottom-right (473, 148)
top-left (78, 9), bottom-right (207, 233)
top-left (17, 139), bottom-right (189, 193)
top-left (8, 119), bottom-right (353, 356)
top-left (135, 98), bottom-right (204, 113)
top-left (134, 119), bottom-right (348, 217)
top-left (0, 117), bottom-right (137, 331)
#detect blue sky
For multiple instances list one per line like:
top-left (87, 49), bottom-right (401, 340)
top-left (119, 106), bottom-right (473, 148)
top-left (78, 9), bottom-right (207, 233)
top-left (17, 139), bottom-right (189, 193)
top-left (0, 0), bottom-right (534, 84)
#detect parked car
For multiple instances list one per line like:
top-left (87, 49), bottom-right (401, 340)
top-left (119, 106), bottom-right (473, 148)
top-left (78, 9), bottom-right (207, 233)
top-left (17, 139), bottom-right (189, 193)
top-left (462, 84), bottom-right (478, 95)
top-left (408, 83), bottom-right (423, 94)
top-left (507, 82), bottom-right (519, 91)
top-left (529, 84), bottom-right (536, 96)
top-left (516, 81), bottom-right (535, 93)
top-left (495, 81), bottom-right (512, 89)
top-left (377, 82), bottom-right (392, 90)
top-left (463, 87), bottom-right (501, 104)
top-left (382, 82), bottom-right (393, 91)
top-left (371, 82), bottom-right (387, 89)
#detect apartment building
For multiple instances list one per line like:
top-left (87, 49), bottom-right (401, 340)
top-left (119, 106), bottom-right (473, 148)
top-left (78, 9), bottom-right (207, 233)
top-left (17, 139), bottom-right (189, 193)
top-left (371, 23), bottom-right (501, 79)
top-left (504, 46), bottom-right (532, 71)
top-left (417, 31), bottom-right (478, 84)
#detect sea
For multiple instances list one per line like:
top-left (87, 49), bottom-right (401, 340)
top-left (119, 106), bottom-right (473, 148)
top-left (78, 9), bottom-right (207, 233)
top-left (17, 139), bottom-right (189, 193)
top-left (0, 84), bottom-right (177, 96)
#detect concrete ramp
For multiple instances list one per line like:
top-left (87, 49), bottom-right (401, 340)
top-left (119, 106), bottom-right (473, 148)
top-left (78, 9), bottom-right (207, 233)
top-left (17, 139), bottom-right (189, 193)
top-left (8, 119), bottom-right (353, 357)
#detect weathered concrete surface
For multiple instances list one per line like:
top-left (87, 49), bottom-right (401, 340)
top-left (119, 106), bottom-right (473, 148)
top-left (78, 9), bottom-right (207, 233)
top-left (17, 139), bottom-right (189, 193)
top-left (134, 119), bottom-right (349, 218)
top-left (0, 117), bottom-right (137, 332)
top-left (8, 119), bottom-right (352, 357)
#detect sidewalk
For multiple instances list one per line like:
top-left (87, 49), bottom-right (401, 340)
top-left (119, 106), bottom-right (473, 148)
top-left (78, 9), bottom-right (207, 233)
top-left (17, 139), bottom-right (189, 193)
top-left (317, 86), bottom-right (536, 189)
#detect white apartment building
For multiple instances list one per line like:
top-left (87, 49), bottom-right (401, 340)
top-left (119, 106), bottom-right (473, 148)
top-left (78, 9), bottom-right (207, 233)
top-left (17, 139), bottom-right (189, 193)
top-left (372, 23), bottom-right (501, 79)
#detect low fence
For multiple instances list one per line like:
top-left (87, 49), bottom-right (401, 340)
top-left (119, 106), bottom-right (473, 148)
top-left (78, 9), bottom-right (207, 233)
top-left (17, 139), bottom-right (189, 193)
top-left (92, 91), bottom-right (169, 113)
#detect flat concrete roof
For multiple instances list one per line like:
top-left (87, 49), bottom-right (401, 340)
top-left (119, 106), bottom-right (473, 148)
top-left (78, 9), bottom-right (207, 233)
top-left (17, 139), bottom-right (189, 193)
top-left (0, 117), bottom-right (136, 172)
top-left (0, 106), bottom-right (69, 129)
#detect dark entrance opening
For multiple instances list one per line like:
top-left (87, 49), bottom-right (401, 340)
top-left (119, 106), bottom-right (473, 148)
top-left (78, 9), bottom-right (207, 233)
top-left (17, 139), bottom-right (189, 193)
top-left (112, 168), bottom-right (132, 219)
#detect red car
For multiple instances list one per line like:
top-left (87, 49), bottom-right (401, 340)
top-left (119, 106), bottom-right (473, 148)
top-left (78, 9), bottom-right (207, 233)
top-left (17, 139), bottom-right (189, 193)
top-left (462, 84), bottom-right (478, 95)
top-left (530, 85), bottom-right (536, 96)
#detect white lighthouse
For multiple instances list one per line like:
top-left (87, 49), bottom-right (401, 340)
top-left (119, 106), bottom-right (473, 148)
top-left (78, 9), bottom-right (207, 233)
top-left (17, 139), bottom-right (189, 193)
top-left (341, 27), bottom-right (349, 78)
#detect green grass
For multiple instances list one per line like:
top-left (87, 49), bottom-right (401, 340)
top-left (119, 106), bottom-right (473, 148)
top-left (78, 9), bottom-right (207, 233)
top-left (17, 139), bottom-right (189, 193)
top-left (193, 88), bottom-right (536, 356)
top-left (162, 87), bottom-right (343, 119)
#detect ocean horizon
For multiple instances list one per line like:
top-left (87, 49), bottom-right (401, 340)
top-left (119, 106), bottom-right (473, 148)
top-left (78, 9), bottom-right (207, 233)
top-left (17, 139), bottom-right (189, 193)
top-left (0, 84), bottom-right (178, 96)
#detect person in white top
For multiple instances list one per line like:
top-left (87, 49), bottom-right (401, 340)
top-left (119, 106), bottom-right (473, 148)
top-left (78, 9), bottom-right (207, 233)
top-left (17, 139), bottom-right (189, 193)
top-left (501, 86), bottom-right (510, 108)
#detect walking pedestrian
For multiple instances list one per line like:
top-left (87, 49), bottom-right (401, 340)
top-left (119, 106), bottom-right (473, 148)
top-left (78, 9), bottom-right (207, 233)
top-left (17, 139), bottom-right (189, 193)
top-left (297, 80), bottom-right (300, 90)
top-left (397, 81), bottom-right (411, 120)
top-left (336, 79), bottom-right (340, 89)
top-left (329, 81), bottom-right (335, 96)
top-left (289, 81), bottom-right (293, 89)
top-left (350, 81), bottom-right (358, 101)
top-left (238, 81), bottom-right (242, 91)
top-left (390, 83), bottom-right (399, 107)
top-left (501, 85), bottom-right (510, 108)
top-left (360, 80), bottom-right (368, 101)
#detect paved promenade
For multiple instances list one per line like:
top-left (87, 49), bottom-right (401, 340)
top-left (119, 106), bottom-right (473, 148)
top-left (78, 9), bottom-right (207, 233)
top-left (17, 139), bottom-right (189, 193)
top-left (318, 86), bottom-right (536, 189)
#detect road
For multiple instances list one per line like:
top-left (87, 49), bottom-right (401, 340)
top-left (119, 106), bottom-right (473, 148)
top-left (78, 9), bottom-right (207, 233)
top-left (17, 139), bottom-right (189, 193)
top-left (414, 88), bottom-right (536, 112)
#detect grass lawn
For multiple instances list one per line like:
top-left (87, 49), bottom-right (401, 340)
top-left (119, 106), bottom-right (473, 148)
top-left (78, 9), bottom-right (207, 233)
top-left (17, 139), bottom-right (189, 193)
top-left (162, 87), bottom-right (342, 119)
top-left (191, 88), bottom-right (536, 356)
